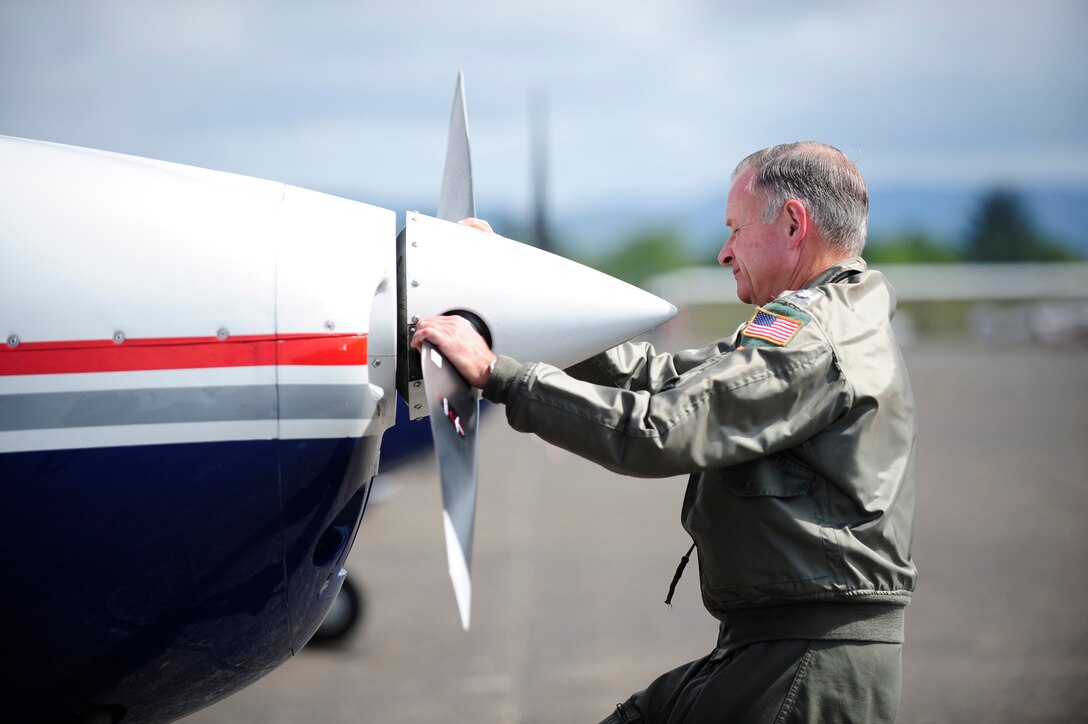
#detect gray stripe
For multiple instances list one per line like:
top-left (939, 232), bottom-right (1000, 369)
top-left (0, 385), bottom-right (374, 432)
top-left (279, 384), bottom-right (375, 421)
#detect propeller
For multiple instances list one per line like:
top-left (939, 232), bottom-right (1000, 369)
top-left (402, 71), bottom-right (676, 631)
top-left (429, 70), bottom-right (481, 630)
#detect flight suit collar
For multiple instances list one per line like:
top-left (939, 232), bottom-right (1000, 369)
top-left (802, 257), bottom-right (867, 290)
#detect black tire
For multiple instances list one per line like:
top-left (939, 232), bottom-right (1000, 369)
top-left (311, 576), bottom-right (364, 643)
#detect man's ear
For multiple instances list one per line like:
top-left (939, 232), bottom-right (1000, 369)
top-left (783, 199), bottom-right (808, 250)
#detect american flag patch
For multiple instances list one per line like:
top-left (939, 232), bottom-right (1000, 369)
top-left (742, 308), bottom-right (802, 345)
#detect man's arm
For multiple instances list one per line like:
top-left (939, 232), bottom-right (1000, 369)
top-left (565, 338), bottom-right (736, 391)
top-left (411, 313), bottom-right (731, 395)
top-left (481, 328), bottom-right (851, 478)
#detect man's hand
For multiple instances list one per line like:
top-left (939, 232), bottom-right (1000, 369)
top-left (411, 315), bottom-right (497, 389)
top-left (458, 217), bottom-right (493, 233)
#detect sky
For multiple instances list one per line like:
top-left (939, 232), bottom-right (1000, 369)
top-left (2, 0), bottom-right (1086, 237)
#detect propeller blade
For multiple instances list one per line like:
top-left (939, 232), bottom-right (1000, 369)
top-left (421, 341), bottom-right (479, 630)
top-left (436, 71), bottom-right (474, 222)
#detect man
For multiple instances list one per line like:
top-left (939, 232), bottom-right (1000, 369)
top-left (412, 142), bottom-right (917, 723)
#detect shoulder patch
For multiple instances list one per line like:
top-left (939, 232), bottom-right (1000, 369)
top-left (740, 302), bottom-right (811, 347)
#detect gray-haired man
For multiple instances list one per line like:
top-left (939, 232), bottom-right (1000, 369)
top-left (414, 142), bottom-right (917, 723)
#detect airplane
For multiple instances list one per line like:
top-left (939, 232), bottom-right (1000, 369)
top-left (0, 74), bottom-right (676, 724)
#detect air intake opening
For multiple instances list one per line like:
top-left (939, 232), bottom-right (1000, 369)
top-left (312, 489), bottom-right (367, 567)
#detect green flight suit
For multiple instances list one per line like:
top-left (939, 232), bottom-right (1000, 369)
top-left (483, 258), bottom-right (917, 723)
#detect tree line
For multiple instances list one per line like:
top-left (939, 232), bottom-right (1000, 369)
top-left (865, 188), bottom-right (1079, 265)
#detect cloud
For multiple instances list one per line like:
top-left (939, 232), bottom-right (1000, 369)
top-left (1, 0), bottom-right (1084, 217)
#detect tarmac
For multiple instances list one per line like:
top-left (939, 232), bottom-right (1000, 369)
top-left (180, 339), bottom-right (1088, 723)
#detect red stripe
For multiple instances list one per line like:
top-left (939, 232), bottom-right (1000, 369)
top-left (0, 334), bottom-right (368, 376)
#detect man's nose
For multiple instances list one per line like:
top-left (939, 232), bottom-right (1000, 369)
top-left (718, 236), bottom-right (734, 266)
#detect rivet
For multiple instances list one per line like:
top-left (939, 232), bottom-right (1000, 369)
top-left (413, 403), bottom-right (422, 410)
top-left (6, 335), bottom-right (19, 348)
top-left (411, 316), bottom-right (419, 324)
top-left (412, 381), bottom-right (422, 388)
top-left (411, 280), bottom-right (420, 287)
top-left (216, 327), bottom-right (230, 340)
top-left (372, 359), bottom-right (381, 367)
top-left (411, 240), bottom-right (419, 247)
top-left (324, 320), bottom-right (335, 332)
top-left (113, 331), bottom-right (126, 344)
top-left (411, 215), bottom-right (420, 223)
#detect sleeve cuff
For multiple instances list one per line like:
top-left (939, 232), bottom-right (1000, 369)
top-left (482, 355), bottom-right (522, 404)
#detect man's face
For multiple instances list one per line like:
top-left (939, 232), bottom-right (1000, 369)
top-left (719, 168), bottom-right (787, 306)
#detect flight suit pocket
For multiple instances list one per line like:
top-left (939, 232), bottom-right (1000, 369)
top-left (720, 455), bottom-right (815, 498)
top-left (689, 457), bottom-right (836, 605)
